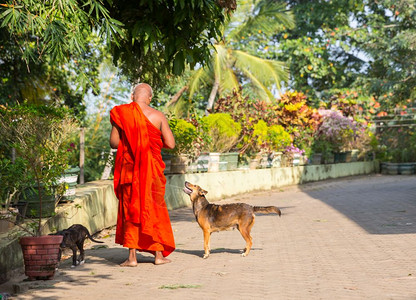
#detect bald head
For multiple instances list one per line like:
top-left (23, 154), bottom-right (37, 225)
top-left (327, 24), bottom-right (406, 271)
top-left (131, 83), bottom-right (153, 103)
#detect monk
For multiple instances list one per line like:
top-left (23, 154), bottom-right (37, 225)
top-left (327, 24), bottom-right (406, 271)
top-left (109, 83), bottom-right (176, 266)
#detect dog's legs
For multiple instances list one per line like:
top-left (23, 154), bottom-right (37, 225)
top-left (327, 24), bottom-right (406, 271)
top-left (203, 230), bottom-right (211, 259)
top-left (55, 248), bottom-right (62, 271)
top-left (70, 246), bottom-right (78, 268)
top-left (239, 217), bottom-right (255, 257)
top-left (77, 241), bottom-right (85, 265)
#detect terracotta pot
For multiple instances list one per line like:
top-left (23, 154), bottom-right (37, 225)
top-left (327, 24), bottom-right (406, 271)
top-left (20, 235), bottom-right (63, 280)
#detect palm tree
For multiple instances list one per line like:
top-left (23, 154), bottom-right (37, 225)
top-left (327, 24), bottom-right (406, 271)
top-left (176, 0), bottom-right (295, 112)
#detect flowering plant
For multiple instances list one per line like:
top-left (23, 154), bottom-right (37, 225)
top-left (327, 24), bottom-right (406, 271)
top-left (317, 109), bottom-right (359, 152)
top-left (284, 144), bottom-right (305, 158)
top-left (282, 144), bottom-right (306, 166)
top-left (284, 144), bottom-right (305, 157)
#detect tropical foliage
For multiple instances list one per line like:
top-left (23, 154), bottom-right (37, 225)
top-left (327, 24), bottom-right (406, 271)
top-left (278, 0), bottom-right (416, 106)
top-left (0, 0), bottom-right (233, 90)
top-left (180, 0), bottom-right (295, 111)
top-left (268, 125), bottom-right (292, 152)
top-left (201, 113), bottom-right (241, 153)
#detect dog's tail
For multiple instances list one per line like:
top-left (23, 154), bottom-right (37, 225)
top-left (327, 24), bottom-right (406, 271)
top-left (86, 230), bottom-right (104, 244)
top-left (253, 206), bottom-right (281, 216)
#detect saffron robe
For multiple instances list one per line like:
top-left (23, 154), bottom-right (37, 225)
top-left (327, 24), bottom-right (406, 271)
top-left (110, 102), bottom-right (175, 257)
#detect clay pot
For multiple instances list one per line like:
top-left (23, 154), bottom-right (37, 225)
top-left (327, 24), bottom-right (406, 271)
top-left (20, 235), bottom-right (63, 280)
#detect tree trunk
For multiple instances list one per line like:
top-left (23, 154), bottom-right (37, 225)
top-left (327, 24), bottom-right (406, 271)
top-left (167, 86), bottom-right (188, 107)
top-left (206, 79), bottom-right (220, 114)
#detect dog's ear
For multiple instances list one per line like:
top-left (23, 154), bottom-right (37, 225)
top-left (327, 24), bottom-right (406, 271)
top-left (199, 189), bottom-right (208, 196)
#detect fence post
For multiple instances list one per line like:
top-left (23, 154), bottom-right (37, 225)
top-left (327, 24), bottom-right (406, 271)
top-left (79, 127), bottom-right (85, 184)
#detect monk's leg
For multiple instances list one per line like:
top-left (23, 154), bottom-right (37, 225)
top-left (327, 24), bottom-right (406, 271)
top-left (118, 184), bottom-right (139, 267)
top-left (154, 251), bottom-right (171, 265)
top-left (120, 248), bottom-right (138, 267)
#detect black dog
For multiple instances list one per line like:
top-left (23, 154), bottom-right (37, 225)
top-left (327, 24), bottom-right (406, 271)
top-left (54, 224), bottom-right (104, 268)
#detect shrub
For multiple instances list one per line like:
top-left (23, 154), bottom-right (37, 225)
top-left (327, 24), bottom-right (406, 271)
top-left (311, 138), bottom-right (334, 158)
top-left (202, 113), bottom-right (241, 153)
top-left (0, 157), bottom-right (28, 209)
top-left (167, 119), bottom-right (198, 157)
top-left (239, 120), bottom-right (268, 156)
top-left (186, 113), bottom-right (212, 158)
top-left (214, 88), bottom-right (278, 155)
top-left (268, 125), bottom-right (292, 152)
top-left (252, 120), bottom-right (269, 148)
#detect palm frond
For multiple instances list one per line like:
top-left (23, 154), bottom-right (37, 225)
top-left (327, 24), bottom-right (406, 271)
top-left (188, 67), bottom-right (211, 99)
top-left (228, 0), bottom-right (294, 41)
top-left (233, 49), bottom-right (288, 90)
top-left (219, 67), bottom-right (240, 96)
top-left (241, 67), bottom-right (275, 102)
top-left (213, 44), bottom-right (230, 81)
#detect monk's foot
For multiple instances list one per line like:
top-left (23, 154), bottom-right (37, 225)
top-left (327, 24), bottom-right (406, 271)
top-left (155, 257), bottom-right (171, 265)
top-left (120, 260), bottom-right (138, 267)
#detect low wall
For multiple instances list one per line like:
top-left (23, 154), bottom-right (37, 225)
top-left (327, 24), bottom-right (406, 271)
top-left (164, 161), bottom-right (379, 209)
top-left (0, 161), bottom-right (379, 283)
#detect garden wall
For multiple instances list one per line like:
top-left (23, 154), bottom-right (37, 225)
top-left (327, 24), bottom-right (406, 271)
top-left (0, 161), bottom-right (379, 283)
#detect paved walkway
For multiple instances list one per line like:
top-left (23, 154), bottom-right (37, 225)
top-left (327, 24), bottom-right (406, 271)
top-left (1, 175), bottom-right (416, 299)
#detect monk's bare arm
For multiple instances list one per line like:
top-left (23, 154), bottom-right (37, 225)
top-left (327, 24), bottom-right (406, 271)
top-left (110, 125), bottom-right (121, 149)
top-left (160, 114), bottom-right (175, 149)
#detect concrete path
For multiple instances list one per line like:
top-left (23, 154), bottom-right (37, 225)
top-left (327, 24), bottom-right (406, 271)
top-left (1, 175), bottom-right (416, 299)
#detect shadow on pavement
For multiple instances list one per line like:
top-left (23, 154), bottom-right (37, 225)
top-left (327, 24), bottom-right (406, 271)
top-left (174, 247), bottom-right (262, 258)
top-left (169, 207), bottom-right (195, 222)
top-left (299, 174), bottom-right (416, 235)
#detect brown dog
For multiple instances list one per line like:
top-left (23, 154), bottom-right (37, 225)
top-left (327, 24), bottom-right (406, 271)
top-left (183, 181), bottom-right (281, 258)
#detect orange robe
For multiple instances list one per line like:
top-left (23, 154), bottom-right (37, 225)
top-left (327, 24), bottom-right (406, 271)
top-left (110, 102), bottom-right (175, 257)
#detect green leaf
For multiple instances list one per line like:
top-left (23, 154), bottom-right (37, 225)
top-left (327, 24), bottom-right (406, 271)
top-left (173, 51), bottom-right (185, 75)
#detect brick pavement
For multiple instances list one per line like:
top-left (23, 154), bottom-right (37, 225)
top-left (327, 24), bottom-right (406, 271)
top-left (1, 174), bottom-right (416, 299)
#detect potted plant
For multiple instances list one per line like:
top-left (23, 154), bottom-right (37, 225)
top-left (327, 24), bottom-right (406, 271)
top-left (57, 165), bottom-right (80, 202)
top-left (241, 120), bottom-right (269, 169)
top-left (311, 138), bottom-right (334, 165)
top-left (166, 118), bottom-right (199, 174)
top-left (316, 109), bottom-right (359, 163)
top-left (182, 114), bottom-right (212, 173)
top-left (283, 144), bottom-right (305, 167)
top-left (201, 113), bottom-right (241, 172)
top-left (0, 103), bottom-right (78, 280)
top-left (267, 125), bottom-right (292, 167)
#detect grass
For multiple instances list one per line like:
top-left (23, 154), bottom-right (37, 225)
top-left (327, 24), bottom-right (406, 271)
top-left (159, 284), bottom-right (202, 290)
